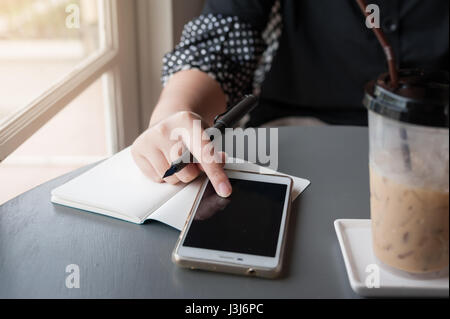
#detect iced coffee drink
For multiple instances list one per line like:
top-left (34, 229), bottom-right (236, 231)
top-left (357, 0), bottom-right (449, 275)
top-left (370, 165), bottom-right (449, 273)
top-left (364, 68), bottom-right (449, 275)
top-left (366, 104), bottom-right (449, 274)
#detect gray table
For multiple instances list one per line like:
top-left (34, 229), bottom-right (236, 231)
top-left (0, 126), bottom-right (370, 298)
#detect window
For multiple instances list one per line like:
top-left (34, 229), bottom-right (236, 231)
top-left (0, 0), bottom-right (140, 203)
top-left (0, 78), bottom-right (108, 204)
top-left (0, 0), bottom-right (140, 161)
top-left (0, 0), bottom-right (100, 125)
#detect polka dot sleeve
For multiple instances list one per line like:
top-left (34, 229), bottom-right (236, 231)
top-left (161, 13), bottom-right (267, 107)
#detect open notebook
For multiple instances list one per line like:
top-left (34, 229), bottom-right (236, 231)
top-left (51, 147), bottom-right (310, 230)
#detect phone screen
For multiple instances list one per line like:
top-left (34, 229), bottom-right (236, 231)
top-left (182, 178), bottom-right (288, 257)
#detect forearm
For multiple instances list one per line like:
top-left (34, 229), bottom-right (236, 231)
top-left (150, 69), bottom-right (227, 127)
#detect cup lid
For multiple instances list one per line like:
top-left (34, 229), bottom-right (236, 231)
top-left (363, 69), bottom-right (449, 128)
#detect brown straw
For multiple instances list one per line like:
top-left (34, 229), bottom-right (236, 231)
top-left (356, 0), bottom-right (411, 171)
top-left (356, 0), bottom-right (399, 89)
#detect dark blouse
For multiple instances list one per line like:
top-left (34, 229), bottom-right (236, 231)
top-left (162, 0), bottom-right (449, 126)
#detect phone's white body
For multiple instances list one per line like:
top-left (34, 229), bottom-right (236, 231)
top-left (172, 170), bottom-right (293, 278)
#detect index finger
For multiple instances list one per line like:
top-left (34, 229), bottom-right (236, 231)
top-left (181, 115), bottom-right (232, 198)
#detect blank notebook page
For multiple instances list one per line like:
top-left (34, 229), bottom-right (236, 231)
top-left (51, 148), bottom-right (184, 221)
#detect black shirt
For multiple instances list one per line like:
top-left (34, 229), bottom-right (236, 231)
top-left (162, 0), bottom-right (449, 126)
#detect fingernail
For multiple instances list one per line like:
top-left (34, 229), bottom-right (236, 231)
top-left (217, 181), bottom-right (232, 197)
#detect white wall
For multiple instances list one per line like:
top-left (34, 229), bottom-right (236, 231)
top-left (136, 0), bottom-right (204, 131)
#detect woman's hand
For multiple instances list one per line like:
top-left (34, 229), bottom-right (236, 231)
top-left (131, 111), bottom-right (232, 198)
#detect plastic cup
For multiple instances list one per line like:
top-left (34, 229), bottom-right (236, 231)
top-left (364, 69), bottom-right (449, 274)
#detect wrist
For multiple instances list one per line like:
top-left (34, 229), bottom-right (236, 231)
top-left (149, 101), bottom-right (199, 128)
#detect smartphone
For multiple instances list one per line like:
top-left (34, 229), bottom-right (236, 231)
top-left (172, 170), bottom-right (293, 278)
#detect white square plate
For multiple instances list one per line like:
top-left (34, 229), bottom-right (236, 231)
top-left (334, 219), bottom-right (449, 297)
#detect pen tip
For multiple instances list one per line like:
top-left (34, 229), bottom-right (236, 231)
top-left (163, 166), bottom-right (176, 179)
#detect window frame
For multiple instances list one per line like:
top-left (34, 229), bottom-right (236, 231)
top-left (0, 0), bottom-right (140, 161)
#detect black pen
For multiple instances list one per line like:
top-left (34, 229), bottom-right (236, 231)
top-left (163, 95), bottom-right (259, 178)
